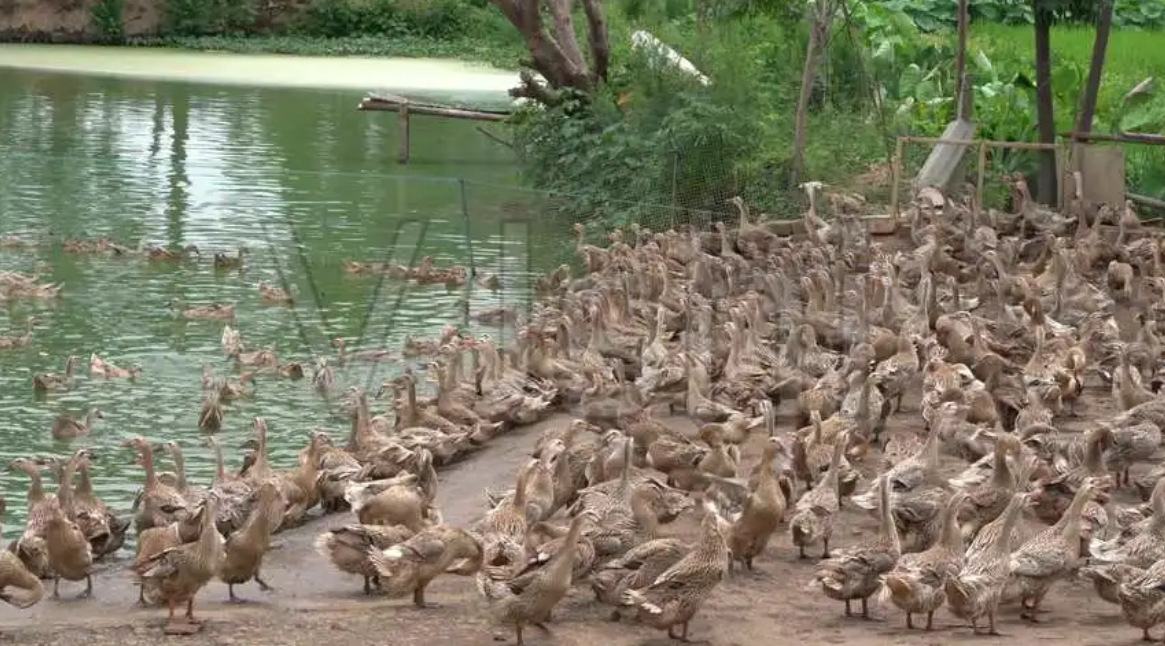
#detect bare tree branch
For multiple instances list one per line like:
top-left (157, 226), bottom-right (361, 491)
top-left (510, 69), bottom-right (560, 105)
top-left (487, 0), bottom-right (611, 104)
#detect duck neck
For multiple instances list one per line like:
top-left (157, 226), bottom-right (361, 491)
top-left (995, 496), bottom-right (1026, 557)
top-left (140, 445), bottom-right (159, 490)
top-left (171, 447), bottom-right (189, 491)
top-left (630, 489), bottom-right (659, 537)
top-left (877, 477), bottom-right (901, 554)
top-left (24, 468), bottom-right (45, 502)
top-left (57, 459), bottom-right (77, 515)
top-left (1056, 486), bottom-right (1092, 547)
top-left (210, 441), bottom-right (228, 483)
top-left (76, 463), bottom-right (95, 496)
top-left (195, 500), bottom-right (221, 566)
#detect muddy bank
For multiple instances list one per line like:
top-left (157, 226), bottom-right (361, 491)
top-left (0, 0), bottom-right (159, 41)
top-left (0, 0), bottom-right (305, 42)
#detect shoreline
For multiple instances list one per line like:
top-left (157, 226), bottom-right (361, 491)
top-left (0, 33), bottom-right (521, 69)
top-left (0, 42), bottom-right (520, 97)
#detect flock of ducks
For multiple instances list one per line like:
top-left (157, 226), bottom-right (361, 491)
top-left (5, 175), bottom-right (1165, 644)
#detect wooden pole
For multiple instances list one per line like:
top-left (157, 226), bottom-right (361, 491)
top-left (398, 100), bottom-right (411, 164)
top-left (360, 96), bottom-right (510, 121)
top-left (976, 140), bottom-right (988, 211)
top-left (1076, 1), bottom-right (1114, 138)
top-left (890, 137), bottom-right (904, 225)
top-left (954, 0), bottom-right (972, 120)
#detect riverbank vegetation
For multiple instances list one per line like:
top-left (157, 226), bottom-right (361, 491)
top-left (118, 0), bottom-right (525, 68)
top-left (15, 0), bottom-right (1158, 223)
top-left (500, 0), bottom-right (1165, 224)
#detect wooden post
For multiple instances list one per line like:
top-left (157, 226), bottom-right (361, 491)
top-left (976, 140), bottom-right (988, 211)
top-left (890, 137), bottom-right (904, 225)
top-left (398, 100), bottom-right (411, 164)
top-left (954, 0), bottom-right (972, 120)
top-left (1076, 1), bottom-right (1113, 139)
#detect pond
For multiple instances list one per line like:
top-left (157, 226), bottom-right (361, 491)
top-left (0, 47), bottom-right (554, 529)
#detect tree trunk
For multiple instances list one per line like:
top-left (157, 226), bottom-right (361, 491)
top-left (1075, 0), bottom-right (1113, 135)
top-left (1033, 3), bottom-right (1058, 205)
top-left (488, 0), bottom-right (611, 105)
top-left (790, 0), bottom-right (835, 188)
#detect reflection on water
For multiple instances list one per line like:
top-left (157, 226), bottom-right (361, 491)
top-left (0, 62), bottom-right (544, 529)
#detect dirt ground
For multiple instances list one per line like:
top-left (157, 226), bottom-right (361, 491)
top-left (0, 378), bottom-right (1148, 646)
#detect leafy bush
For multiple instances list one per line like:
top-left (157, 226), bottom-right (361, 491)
top-left (297, 0), bottom-right (485, 40)
top-left (864, 0), bottom-right (1165, 30)
top-left (163, 0), bottom-right (258, 36)
top-left (513, 27), bottom-right (767, 226)
top-left (90, 0), bottom-right (125, 42)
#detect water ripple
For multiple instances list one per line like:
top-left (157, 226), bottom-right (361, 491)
top-left (0, 64), bottom-right (544, 531)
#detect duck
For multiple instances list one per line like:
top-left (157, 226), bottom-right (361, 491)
top-left (0, 317), bottom-right (37, 350)
top-left (124, 437), bottom-right (189, 534)
top-left (257, 281), bottom-right (294, 305)
top-left (218, 482), bottom-right (284, 602)
top-left (1092, 476), bottom-right (1165, 568)
top-left (71, 451), bottom-right (130, 559)
top-left (314, 524), bottom-right (416, 594)
top-left (333, 337), bottom-right (393, 364)
top-left (789, 433), bottom-right (847, 559)
top-left (1009, 478), bottom-right (1099, 621)
top-left (7, 457), bottom-right (56, 578)
top-left (813, 473), bottom-right (902, 618)
top-left (51, 408), bottom-right (103, 440)
top-left (591, 537), bottom-right (688, 612)
top-left (142, 243), bottom-right (200, 262)
top-left (43, 453), bottom-right (95, 599)
top-left (33, 355), bottom-right (78, 392)
top-left (214, 248), bottom-right (247, 270)
top-left (88, 353), bottom-right (141, 379)
top-left (134, 496), bottom-right (224, 634)
top-left (945, 491), bottom-right (1035, 636)
top-left (1117, 559), bottom-right (1165, 641)
top-left (367, 524), bottom-right (484, 608)
top-left (0, 496), bottom-right (45, 611)
top-left (620, 498), bottom-right (729, 642)
top-left (170, 299), bottom-right (236, 321)
top-left (719, 419), bottom-right (786, 571)
top-left (880, 491), bottom-right (969, 629)
top-left (485, 511), bottom-right (596, 644)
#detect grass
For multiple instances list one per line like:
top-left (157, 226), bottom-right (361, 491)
top-left (974, 23), bottom-right (1165, 120)
top-left (974, 24), bottom-right (1165, 199)
top-left (123, 34), bottom-right (524, 69)
top-left (129, 20), bottom-right (1163, 201)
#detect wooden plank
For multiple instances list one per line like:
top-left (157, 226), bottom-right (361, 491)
top-left (916, 119), bottom-right (977, 190)
top-left (358, 96), bottom-right (509, 122)
top-left (1078, 144), bottom-right (1125, 206)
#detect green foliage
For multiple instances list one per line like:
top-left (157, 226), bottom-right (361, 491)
top-left (513, 28), bottom-right (766, 226)
top-left (90, 0), bottom-right (125, 43)
top-left (296, 0), bottom-right (497, 40)
top-left (163, 0), bottom-right (258, 36)
top-left (125, 34), bottom-right (523, 69)
top-left (864, 0), bottom-right (1165, 30)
